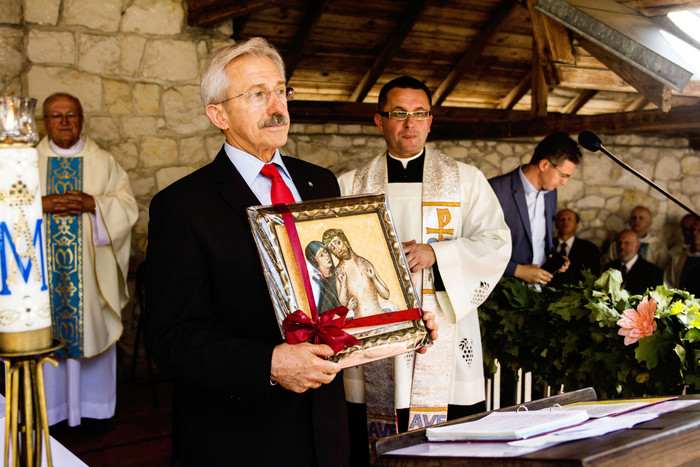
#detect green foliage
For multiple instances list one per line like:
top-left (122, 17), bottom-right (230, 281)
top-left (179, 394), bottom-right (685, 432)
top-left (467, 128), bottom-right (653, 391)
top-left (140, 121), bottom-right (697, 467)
top-left (479, 270), bottom-right (700, 398)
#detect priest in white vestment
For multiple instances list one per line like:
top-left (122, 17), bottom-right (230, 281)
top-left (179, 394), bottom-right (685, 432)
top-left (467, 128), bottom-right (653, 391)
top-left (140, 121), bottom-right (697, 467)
top-left (337, 77), bottom-right (511, 457)
top-left (37, 93), bottom-right (138, 427)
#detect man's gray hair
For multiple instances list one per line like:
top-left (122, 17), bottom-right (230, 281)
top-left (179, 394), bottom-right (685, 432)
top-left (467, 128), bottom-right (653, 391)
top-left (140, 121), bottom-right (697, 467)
top-left (200, 37), bottom-right (286, 108)
top-left (42, 92), bottom-right (83, 117)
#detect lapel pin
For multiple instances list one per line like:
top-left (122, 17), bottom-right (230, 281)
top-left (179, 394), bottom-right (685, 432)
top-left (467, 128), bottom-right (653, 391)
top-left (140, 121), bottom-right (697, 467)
top-left (308, 181), bottom-right (313, 187)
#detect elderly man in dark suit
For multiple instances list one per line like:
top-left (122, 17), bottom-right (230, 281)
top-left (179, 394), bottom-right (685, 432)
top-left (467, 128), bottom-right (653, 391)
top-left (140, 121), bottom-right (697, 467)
top-left (605, 229), bottom-right (664, 295)
top-left (146, 38), bottom-right (349, 466)
top-left (488, 132), bottom-right (582, 287)
top-left (551, 208), bottom-right (600, 286)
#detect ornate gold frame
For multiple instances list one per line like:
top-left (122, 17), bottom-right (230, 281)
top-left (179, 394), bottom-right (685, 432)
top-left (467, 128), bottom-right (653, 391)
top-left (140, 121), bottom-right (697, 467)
top-left (247, 194), bottom-right (431, 367)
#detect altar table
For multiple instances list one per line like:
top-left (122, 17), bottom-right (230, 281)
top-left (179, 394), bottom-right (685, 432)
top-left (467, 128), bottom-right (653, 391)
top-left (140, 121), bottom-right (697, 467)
top-left (372, 388), bottom-right (700, 466)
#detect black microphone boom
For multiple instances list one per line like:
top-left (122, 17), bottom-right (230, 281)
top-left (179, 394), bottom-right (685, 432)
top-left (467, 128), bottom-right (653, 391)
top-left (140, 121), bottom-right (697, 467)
top-left (577, 130), bottom-right (699, 219)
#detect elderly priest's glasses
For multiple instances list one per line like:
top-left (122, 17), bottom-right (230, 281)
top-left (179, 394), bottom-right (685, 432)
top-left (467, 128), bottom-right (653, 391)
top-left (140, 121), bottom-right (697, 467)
top-left (217, 87), bottom-right (295, 106)
top-left (379, 110), bottom-right (431, 121)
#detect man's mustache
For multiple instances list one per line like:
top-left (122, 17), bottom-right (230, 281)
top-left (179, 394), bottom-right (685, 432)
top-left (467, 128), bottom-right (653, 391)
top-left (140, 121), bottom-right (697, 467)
top-left (259, 113), bottom-right (289, 128)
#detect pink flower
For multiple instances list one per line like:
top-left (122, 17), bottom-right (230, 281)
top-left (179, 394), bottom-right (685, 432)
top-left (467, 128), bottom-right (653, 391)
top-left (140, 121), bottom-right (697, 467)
top-left (617, 296), bottom-right (658, 346)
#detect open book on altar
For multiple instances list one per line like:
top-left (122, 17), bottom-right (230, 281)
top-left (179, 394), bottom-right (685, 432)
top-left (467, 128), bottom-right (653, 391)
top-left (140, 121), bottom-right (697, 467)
top-left (425, 409), bottom-right (590, 441)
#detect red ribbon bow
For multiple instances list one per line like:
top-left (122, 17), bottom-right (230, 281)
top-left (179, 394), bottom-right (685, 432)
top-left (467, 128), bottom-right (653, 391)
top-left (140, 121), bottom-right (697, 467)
top-left (282, 306), bottom-right (361, 354)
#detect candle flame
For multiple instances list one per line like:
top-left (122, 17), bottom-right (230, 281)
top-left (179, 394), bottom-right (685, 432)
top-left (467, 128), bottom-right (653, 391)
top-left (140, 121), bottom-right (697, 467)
top-left (3, 100), bottom-right (15, 131)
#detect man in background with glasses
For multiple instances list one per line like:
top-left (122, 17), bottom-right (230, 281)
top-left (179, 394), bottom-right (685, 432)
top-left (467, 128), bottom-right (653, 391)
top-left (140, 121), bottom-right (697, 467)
top-left (338, 76), bottom-right (511, 460)
top-left (37, 92), bottom-right (138, 430)
top-left (488, 132), bottom-right (581, 287)
top-left (488, 132), bottom-right (581, 406)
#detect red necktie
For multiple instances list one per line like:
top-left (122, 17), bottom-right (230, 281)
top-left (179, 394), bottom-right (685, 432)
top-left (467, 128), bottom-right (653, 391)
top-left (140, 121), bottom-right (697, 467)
top-left (260, 163), bottom-right (295, 204)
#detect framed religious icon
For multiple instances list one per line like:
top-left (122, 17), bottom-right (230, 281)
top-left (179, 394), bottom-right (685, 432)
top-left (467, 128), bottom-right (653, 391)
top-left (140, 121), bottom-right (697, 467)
top-left (247, 193), bottom-right (431, 368)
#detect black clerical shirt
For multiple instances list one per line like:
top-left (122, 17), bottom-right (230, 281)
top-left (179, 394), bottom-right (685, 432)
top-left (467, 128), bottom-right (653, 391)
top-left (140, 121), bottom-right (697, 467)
top-left (385, 151), bottom-right (445, 291)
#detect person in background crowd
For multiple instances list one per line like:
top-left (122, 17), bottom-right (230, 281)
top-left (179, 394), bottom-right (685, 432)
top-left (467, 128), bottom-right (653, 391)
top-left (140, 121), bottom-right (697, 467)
top-left (38, 92), bottom-right (138, 429)
top-left (604, 229), bottom-right (664, 295)
top-left (666, 217), bottom-right (700, 293)
top-left (665, 214), bottom-right (697, 287)
top-left (603, 206), bottom-right (670, 270)
top-left (550, 208), bottom-right (600, 286)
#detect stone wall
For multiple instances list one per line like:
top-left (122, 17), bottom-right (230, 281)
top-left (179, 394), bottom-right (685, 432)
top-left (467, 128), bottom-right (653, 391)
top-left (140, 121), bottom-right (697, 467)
top-left (2, 0), bottom-right (699, 269)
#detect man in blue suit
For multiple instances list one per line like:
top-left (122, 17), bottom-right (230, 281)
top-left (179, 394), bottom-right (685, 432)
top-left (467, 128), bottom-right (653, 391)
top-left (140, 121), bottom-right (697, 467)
top-left (488, 132), bottom-right (581, 406)
top-left (488, 132), bottom-right (582, 287)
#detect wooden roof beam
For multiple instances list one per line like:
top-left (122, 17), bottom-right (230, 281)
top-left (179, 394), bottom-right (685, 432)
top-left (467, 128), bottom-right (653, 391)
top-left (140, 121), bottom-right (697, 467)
top-left (232, 15), bottom-right (249, 41)
top-left (562, 89), bottom-right (597, 114)
top-left (618, 0), bottom-right (700, 17)
top-left (535, 0), bottom-right (696, 93)
top-left (625, 95), bottom-right (649, 112)
top-left (580, 38), bottom-right (673, 111)
top-left (433, 0), bottom-right (517, 105)
top-left (428, 104), bottom-right (700, 140)
top-left (531, 41), bottom-right (549, 118)
top-left (283, 0), bottom-right (328, 78)
top-left (497, 71), bottom-right (532, 110)
top-left (349, 0), bottom-right (428, 102)
top-left (288, 102), bottom-right (700, 140)
top-left (525, 0), bottom-right (575, 86)
top-left (186, 0), bottom-right (279, 27)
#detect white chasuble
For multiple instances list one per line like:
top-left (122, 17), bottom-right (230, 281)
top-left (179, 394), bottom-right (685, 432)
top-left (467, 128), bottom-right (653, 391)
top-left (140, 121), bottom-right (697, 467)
top-left (37, 136), bottom-right (138, 426)
top-left (338, 148), bottom-right (511, 435)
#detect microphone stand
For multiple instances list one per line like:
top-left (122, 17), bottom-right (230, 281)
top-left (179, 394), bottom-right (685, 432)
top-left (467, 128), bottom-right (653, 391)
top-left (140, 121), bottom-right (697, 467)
top-left (579, 132), bottom-right (699, 219)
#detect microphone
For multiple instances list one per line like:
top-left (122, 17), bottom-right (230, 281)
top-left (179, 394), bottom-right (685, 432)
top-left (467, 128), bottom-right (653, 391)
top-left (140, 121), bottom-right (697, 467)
top-left (577, 130), bottom-right (602, 152)
top-left (577, 131), bottom-right (698, 218)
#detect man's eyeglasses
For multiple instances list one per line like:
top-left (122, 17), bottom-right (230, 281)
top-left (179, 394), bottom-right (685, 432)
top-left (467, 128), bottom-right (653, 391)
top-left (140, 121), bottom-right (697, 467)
top-left (44, 114), bottom-right (82, 122)
top-left (548, 161), bottom-right (571, 179)
top-left (378, 110), bottom-right (431, 121)
top-left (217, 87), bottom-right (295, 106)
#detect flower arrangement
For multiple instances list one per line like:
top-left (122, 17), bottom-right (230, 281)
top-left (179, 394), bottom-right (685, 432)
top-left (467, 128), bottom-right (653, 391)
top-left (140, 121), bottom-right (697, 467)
top-left (479, 269), bottom-right (700, 398)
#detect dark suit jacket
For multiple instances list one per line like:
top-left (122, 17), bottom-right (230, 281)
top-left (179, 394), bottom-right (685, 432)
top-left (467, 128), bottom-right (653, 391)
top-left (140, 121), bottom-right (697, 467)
top-left (551, 237), bottom-right (601, 286)
top-left (488, 167), bottom-right (557, 277)
top-left (604, 257), bottom-right (664, 296)
top-left (146, 148), bottom-right (349, 466)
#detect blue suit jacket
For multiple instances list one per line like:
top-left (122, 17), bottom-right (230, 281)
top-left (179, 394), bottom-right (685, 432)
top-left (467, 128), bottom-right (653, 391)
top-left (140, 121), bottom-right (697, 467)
top-left (488, 167), bottom-right (557, 277)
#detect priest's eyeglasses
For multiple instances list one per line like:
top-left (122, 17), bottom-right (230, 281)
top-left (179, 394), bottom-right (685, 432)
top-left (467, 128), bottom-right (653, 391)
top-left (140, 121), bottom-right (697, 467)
top-left (379, 110), bottom-right (431, 121)
top-left (548, 161), bottom-right (571, 179)
top-left (44, 113), bottom-right (82, 121)
top-left (217, 87), bottom-right (295, 106)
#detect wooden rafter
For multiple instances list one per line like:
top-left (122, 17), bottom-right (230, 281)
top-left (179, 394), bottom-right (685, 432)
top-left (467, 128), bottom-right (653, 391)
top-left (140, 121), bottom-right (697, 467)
top-left (562, 89), bottom-right (597, 114)
top-left (498, 71), bottom-right (532, 110)
top-left (429, 104), bottom-right (700, 140)
top-left (433, 0), bottom-right (517, 105)
top-left (525, 0), bottom-right (574, 86)
top-left (283, 0), bottom-right (328, 78)
top-left (288, 101), bottom-right (700, 140)
top-left (232, 15), bottom-right (249, 40)
top-left (349, 0), bottom-right (428, 102)
top-left (531, 41), bottom-right (549, 117)
top-left (186, 0), bottom-right (278, 27)
top-left (580, 38), bottom-right (673, 112)
top-left (618, 0), bottom-right (700, 16)
top-left (625, 95), bottom-right (649, 112)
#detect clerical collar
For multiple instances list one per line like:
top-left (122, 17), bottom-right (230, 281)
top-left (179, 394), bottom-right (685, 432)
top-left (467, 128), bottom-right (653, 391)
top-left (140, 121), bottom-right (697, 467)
top-left (387, 149), bottom-right (424, 183)
top-left (49, 138), bottom-right (84, 157)
top-left (388, 150), bottom-right (423, 168)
